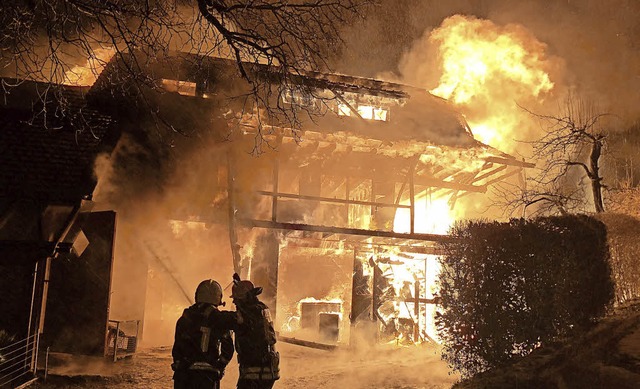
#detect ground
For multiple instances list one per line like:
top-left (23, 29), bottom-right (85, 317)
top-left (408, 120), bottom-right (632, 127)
top-left (34, 342), bottom-right (458, 389)
top-left (32, 301), bottom-right (640, 389)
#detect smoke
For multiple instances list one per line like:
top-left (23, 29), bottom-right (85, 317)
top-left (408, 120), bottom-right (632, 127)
top-left (340, 0), bottom-right (640, 125)
top-left (486, 0), bottom-right (640, 121)
top-left (93, 129), bottom-right (238, 346)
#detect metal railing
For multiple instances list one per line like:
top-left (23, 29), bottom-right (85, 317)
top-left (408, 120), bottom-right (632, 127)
top-left (0, 333), bottom-right (37, 388)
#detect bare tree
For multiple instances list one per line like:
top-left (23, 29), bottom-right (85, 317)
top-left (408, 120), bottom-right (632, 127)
top-left (497, 96), bottom-right (611, 217)
top-left (0, 0), bottom-right (373, 139)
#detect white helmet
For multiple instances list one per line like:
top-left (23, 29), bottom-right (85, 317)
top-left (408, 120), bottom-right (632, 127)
top-left (195, 279), bottom-right (223, 306)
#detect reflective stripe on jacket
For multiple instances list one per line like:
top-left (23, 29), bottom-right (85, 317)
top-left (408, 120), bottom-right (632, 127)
top-left (239, 364), bottom-right (280, 380)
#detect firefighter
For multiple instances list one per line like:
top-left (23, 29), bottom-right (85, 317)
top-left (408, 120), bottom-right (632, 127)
top-left (172, 279), bottom-right (238, 389)
top-left (231, 273), bottom-right (280, 389)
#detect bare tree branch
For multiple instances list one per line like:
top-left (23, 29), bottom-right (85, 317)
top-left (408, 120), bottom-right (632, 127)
top-left (497, 95), bottom-right (613, 216)
top-left (0, 0), bottom-right (374, 146)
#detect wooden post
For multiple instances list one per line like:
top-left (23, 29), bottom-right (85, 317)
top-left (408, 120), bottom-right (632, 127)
top-left (272, 156), bottom-right (279, 222)
top-left (44, 347), bottom-right (50, 381)
top-left (413, 280), bottom-right (420, 342)
top-left (350, 249), bottom-right (358, 327)
top-left (226, 151), bottom-right (242, 275)
top-left (370, 256), bottom-right (379, 344)
top-left (370, 256), bottom-right (381, 321)
top-left (345, 177), bottom-right (350, 227)
top-left (409, 167), bottom-right (415, 234)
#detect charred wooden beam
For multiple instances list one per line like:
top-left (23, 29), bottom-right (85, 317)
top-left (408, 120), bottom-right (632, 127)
top-left (483, 156), bottom-right (534, 168)
top-left (411, 178), bottom-right (486, 193)
top-left (472, 164), bottom-right (508, 184)
top-left (395, 297), bottom-right (440, 304)
top-left (256, 190), bottom-right (411, 209)
top-left (482, 166), bottom-right (524, 187)
top-left (409, 163), bottom-right (415, 234)
top-left (271, 156), bottom-right (279, 222)
top-left (277, 335), bottom-right (338, 351)
top-left (226, 152), bottom-right (242, 274)
top-left (239, 219), bottom-right (457, 243)
top-left (458, 167), bottom-right (524, 199)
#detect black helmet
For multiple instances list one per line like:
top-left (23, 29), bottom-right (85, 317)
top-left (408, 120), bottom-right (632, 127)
top-left (231, 273), bottom-right (262, 300)
top-left (195, 279), bottom-right (223, 305)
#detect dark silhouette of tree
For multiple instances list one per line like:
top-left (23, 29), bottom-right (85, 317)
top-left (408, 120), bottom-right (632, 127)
top-left (0, 0), bottom-right (373, 140)
top-left (496, 96), bottom-right (611, 216)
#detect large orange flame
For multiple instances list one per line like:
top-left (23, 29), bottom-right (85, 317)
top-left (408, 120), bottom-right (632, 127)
top-left (429, 15), bottom-right (557, 152)
top-left (63, 47), bottom-right (115, 86)
top-left (387, 15), bottom-right (560, 343)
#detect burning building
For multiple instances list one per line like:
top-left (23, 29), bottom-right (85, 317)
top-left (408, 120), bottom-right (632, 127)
top-left (90, 52), bottom-right (533, 347)
top-left (0, 51), bottom-right (533, 378)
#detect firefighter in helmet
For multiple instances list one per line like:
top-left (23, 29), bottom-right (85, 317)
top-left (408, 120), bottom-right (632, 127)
top-left (172, 279), bottom-right (238, 389)
top-left (231, 273), bottom-right (280, 389)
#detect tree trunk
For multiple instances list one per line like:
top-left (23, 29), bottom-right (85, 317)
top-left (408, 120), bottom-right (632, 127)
top-left (590, 139), bottom-right (605, 213)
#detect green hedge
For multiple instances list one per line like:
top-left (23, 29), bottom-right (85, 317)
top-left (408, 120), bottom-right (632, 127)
top-left (437, 215), bottom-right (614, 376)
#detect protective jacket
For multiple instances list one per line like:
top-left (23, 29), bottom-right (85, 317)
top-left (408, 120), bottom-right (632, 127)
top-left (172, 302), bottom-right (237, 386)
top-left (235, 298), bottom-right (280, 381)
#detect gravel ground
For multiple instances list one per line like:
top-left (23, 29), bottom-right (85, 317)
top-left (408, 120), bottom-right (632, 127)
top-left (33, 342), bottom-right (458, 389)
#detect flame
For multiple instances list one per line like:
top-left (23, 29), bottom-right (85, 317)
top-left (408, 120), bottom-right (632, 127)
top-left (63, 47), bottom-right (115, 86)
top-left (387, 196), bottom-right (456, 342)
top-left (382, 15), bottom-right (559, 343)
top-left (428, 15), bottom-right (556, 152)
top-left (374, 252), bottom-right (442, 343)
top-left (386, 160), bottom-right (459, 342)
top-left (393, 195), bottom-right (455, 235)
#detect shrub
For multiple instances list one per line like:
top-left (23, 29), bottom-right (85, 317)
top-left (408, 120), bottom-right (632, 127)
top-left (437, 215), bottom-right (614, 377)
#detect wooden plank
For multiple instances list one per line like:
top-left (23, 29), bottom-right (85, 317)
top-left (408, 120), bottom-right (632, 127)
top-left (471, 164), bottom-right (508, 184)
top-left (277, 335), bottom-right (338, 351)
top-left (483, 156), bottom-right (534, 168)
top-left (239, 219), bottom-right (457, 243)
top-left (256, 190), bottom-right (411, 209)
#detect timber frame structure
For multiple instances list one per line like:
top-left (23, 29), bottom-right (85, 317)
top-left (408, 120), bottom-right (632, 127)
top-left (96, 52), bottom-right (534, 345)
top-left (207, 57), bottom-right (533, 344)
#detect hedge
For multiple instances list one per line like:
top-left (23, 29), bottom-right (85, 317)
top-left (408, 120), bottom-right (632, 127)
top-left (437, 215), bottom-right (614, 376)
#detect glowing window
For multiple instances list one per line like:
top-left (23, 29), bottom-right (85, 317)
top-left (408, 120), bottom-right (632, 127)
top-left (357, 105), bottom-right (374, 120)
top-left (374, 108), bottom-right (388, 121)
top-left (161, 79), bottom-right (197, 96)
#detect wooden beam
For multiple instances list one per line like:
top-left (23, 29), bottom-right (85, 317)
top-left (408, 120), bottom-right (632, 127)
top-left (409, 163), bottom-right (415, 234)
top-left (256, 190), bottom-right (411, 209)
top-left (239, 219), bottom-right (457, 243)
top-left (483, 156), bottom-right (534, 168)
top-left (412, 177), bottom-right (486, 193)
top-left (472, 164), bottom-right (508, 184)
top-left (458, 167), bottom-right (524, 199)
top-left (272, 159), bottom-right (279, 222)
top-left (277, 335), bottom-right (338, 351)
top-left (226, 152), bottom-right (242, 274)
